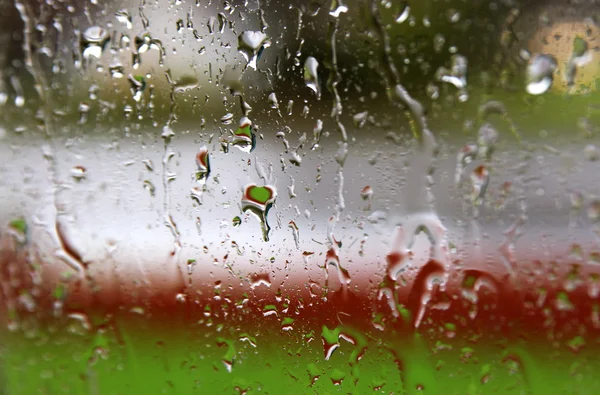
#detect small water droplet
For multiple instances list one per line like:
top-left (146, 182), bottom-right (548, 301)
top-left (109, 63), bottom-right (124, 79)
top-left (128, 74), bottom-right (146, 102)
top-left (352, 111), bottom-right (368, 128)
top-left (360, 186), bottom-right (373, 200)
top-left (71, 165), bottom-right (86, 180)
top-left (221, 113), bottom-right (234, 125)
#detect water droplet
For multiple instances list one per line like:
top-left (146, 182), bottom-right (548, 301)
top-left (326, 248), bottom-right (351, 285)
top-left (446, 9), bottom-right (461, 23)
top-left (329, 0), bottom-right (348, 17)
top-left (289, 220), bottom-right (300, 249)
top-left (250, 272), bottom-right (271, 288)
top-left (226, 117), bottom-right (256, 153)
top-left (360, 186), bottom-right (373, 200)
top-left (194, 146), bottom-right (210, 198)
top-left (109, 63), bottom-right (124, 79)
top-left (81, 26), bottom-right (109, 60)
top-left (70, 165), bottom-right (86, 180)
top-left (173, 75), bottom-right (199, 93)
top-left (304, 56), bottom-right (320, 99)
top-left (352, 111), bottom-right (368, 128)
top-left (312, 119), bottom-right (323, 149)
top-left (221, 113), bottom-right (234, 125)
top-left (470, 165), bottom-right (489, 205)
top-left (78, 102), bottom-right (90, 124)
top-left (268, 92), bottom-right (279, 109)
top-left (128, 74), bottom-right (146, 102)
top-left (408, 259), bottom-right (447, 328)
top-left (242, 184), bottom-right (277, 241)
top-left (436, 55), bottom-right (468, 101)
top-left (238, 31), bottom-right (270, 70)
top-left (526, 54), bottom-right (557, 95)
top-left (143, 180), bottom-right (155, 196)
top-left (134, 34), bottom-right (166, 67)
top-left (115, 9), bottom-right (132, 29)
top-left (330, 368), bottom-right (346, 385)
top-left (395, 3), bottom-right (410, 23)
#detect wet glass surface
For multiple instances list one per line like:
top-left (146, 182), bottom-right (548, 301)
top-left (1, 0), bottom-right (600, 393)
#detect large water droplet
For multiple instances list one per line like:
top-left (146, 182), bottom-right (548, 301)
top-left (304, 56), bottom-right (321, 99)
top-left (329, 0), bottom-right (348, 17)
top-left (195, 145), bottom-right (210, 182)
top-left (115, 9), bottom-right (132, 30)
top-left (526, 54), bottom-right (557, 95)
top-left (241, 184), bottom-right (277, 241)
top-left (238, 31), bottom-right (270, 70)
top-left (81, 26), bottom-right (109, 60)
top-left (128, 74), bottom-right (146, 102)
top-left (228, 117), bottom-right (256, 153)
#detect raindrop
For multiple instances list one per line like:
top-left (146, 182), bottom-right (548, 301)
top-left (241, 184), bottom-right (277, 241)
top-left (238, 31), bottom-right (270, 70)
top-left (446, 9), bottom-right (461, 23)
top-left (115, 9), bottom-right (132, 29)
top-left (395, 3), bottom-right (410, 24)
top-left (436, 55), bottom-right (468, 101)
top-left (526, 54), bottom-right (557, 95)
top-left (128, 74), bottom-right (146, 102)
top-left (221, 113), bottom-right (234, 124)
top-left (250, 272), bottom-right (271, 288)
top-left (229, 117), bottom-right (256, 153)
top-left (70, 165), bottom-right (86, 180)
top-left (173, 75), bottom-right (199, 93)
top-left (195, 146), bottom-right (210, 183)
top-left (109, 63), bottom-right (124, 79)
top-left (470, 165), bottom-right (489, 205)
top-left (361, 186), bottom-right (373, 200)
top-left (78, 102), bottom-right (90, 124)
top-left (329, 0), bottom-right (348, 18)
top-left (304, 56), bottom-right (320, 99)
top-left (268, 92), bottom-right (279, 109)
top-left (352, 111), bottom-right (368, 128)
top-left (81, 26), bottom-right (110, 60)
top-left (289, 220), bottom-right (300, 249)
